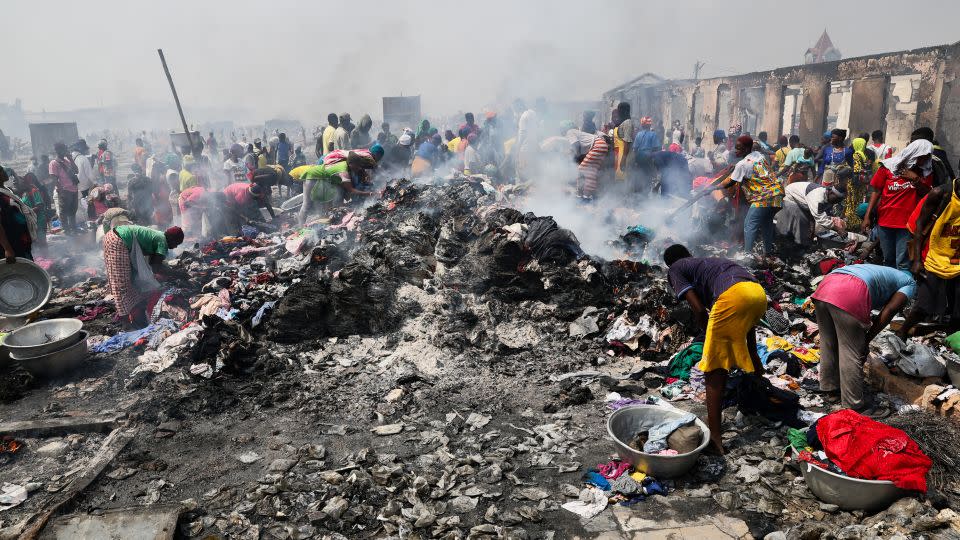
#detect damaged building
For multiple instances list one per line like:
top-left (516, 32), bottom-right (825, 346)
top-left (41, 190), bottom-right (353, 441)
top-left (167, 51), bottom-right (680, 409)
top-left (603, 40), bottom-right (960, 157)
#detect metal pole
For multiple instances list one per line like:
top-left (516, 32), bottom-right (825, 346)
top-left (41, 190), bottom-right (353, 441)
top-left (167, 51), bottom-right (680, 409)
top-left (157, 48), bottom-right (194, 152)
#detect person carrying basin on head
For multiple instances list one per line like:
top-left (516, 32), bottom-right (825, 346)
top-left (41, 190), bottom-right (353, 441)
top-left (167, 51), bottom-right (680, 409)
top-left (663, 244), bottom-right (767, 455)
top-left (298, 151), bottom-right (378, 226)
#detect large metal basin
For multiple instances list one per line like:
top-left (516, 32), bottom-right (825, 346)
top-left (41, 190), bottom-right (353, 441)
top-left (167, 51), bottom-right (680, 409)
top-left (0, 258), bottom-right (52, 317)
top-left (12, 330), bottom-right (89, 378)
top-left (607, 405), bottom-right (710, 478)
top-left (4, 318), bottom-right (84, 357)
top-left (799, 459), bottom-right (908, 512)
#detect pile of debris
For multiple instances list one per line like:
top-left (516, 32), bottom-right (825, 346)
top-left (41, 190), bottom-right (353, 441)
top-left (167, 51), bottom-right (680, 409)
top-left (1, 174), bottom-right (959, 539)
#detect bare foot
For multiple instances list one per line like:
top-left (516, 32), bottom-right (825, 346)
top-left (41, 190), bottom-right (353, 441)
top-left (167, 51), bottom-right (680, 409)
top-left (704, 437), bottom-right (725, 456)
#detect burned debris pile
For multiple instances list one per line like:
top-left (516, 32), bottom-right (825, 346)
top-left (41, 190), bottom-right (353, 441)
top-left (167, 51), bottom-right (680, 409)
top-left (265, 177), bottom-right (651, 346)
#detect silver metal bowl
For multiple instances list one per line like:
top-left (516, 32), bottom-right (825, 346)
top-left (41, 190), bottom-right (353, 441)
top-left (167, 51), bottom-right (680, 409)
top-left (0, 258), bottom-right (52, 317)
top-left (607, 405), bottom-right (710, 478)
top-left (799, 459), bottom-right (908, 512)
top-left (12, 330), bottom-right (89, 378)
top-left (4, 319), bottom-right (84, 357)
top-left (280, 193), bottom-right (304, 212)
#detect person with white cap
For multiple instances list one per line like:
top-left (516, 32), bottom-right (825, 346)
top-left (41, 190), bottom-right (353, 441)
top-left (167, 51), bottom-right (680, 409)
top-left (776, 181), bottom-right (847, 246)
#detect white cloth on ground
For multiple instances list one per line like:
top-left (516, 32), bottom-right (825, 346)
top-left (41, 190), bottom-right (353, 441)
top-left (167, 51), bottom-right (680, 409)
top-left (561, 487), bottom-right (608, 519)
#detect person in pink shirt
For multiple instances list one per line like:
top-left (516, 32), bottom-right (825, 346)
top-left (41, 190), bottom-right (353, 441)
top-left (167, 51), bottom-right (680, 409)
top-left (178, 186), bottom-right (209, 239)
top-left (48, 142), bottom-right (80, 233)
top-left (222, 182), bottom-right (269, 234)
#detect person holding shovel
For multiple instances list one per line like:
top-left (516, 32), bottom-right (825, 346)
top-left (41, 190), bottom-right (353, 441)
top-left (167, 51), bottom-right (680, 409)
top-left (710, 135), bottom-right (783, 257)
top-left (663, 244), bottom-right (767, 454)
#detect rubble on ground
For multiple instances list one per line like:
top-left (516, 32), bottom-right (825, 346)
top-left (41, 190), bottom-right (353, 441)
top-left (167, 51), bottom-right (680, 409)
top-left (1, 175), bottom-right (959, 539)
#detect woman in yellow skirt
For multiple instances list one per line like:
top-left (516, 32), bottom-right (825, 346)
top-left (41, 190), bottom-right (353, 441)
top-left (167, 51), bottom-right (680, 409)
top-left (664, 244), bottom-right (768, 454)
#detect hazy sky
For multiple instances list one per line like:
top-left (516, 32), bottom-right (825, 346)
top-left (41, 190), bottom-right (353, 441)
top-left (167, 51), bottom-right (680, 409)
top-left (6, 0), bottom-right (959, 127)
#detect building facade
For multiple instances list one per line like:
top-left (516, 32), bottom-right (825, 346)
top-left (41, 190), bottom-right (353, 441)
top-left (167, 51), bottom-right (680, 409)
top-left (602, 42), bottom-right (960, 159)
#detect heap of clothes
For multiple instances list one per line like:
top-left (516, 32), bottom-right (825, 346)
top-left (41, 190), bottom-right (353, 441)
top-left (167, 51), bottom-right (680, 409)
top-left (790, 409), bottom-right (933, 492)
top-left (562, 460), bottom-right (669, 519)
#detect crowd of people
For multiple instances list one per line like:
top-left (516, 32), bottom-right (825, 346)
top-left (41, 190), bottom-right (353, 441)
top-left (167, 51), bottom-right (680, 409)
top-left (1, 100), bottom-right (959, 426)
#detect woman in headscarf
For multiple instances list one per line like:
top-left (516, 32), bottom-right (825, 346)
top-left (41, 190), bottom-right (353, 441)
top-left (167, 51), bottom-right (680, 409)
top-left (414, 119), bottom-right (431, 147)
top-left (350, 114), bottom-right (374, 149)
top-left (863, 139), bottom-right (935, 269)
top-left (298, 152), bottom-right (378, 225)
top-left (846, 137), bottom-right (871, 227)
top-left (88, 183), bottom-right (119, 217)
top-left (14, 172), bottom-right (47, 249)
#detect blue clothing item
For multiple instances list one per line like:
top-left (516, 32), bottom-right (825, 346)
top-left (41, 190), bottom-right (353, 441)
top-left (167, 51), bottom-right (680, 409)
top-left (642, 412), bottom-right (697, 453)
top-left (632, 129), bottom-right (660, 156)
top-left (583, 471), bottom-right (611, 490)
top-left (744, 206), bottom-right (779, 255)
top-left (416, 141), bottom-right (438, 161)
top-left (876, 226), bottom-right (911, 271)
top-left (817, 146), bottom-right (853, 177)
top-left (277, 141), bottom-right (290, 163)
top-left (252, 301), bottom-right (276, 328)
top-left (369, 142), bottom-right (384, 162)
top-left (830, 263), bottom-right (916, 308)
top-left (756, 343), bottom-right (770, 366)
top-left (642, 477), bottom-right (668, 496)
top-left (91, 319), bottom-right (177, 353)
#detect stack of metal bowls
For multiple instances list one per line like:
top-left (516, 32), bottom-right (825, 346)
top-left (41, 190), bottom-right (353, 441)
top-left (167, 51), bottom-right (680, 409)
top-left (3, 319), bottom-right (88, 378)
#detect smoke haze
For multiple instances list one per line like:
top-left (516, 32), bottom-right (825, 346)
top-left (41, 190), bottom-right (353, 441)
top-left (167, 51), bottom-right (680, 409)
top-left (5, 0), bottom-right (960, 128)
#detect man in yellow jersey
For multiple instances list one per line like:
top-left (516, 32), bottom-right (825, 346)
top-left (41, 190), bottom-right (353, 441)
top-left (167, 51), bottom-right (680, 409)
top-left (898, 176), bottom-right (960, 338)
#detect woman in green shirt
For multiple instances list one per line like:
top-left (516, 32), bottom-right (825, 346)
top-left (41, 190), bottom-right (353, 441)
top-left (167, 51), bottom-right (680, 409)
top-left (298, 152), bottom-right (377, 225)
top-left (103, 224), bottom-right (187, 328)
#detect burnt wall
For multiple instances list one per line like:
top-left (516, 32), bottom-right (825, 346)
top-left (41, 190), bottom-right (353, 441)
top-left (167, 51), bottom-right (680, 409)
top-left (603, 43), bottom-right (960, 158)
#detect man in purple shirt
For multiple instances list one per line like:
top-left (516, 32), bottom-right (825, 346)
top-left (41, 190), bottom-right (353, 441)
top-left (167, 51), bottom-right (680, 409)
top-left (665, 244), bottom-right (768, 454)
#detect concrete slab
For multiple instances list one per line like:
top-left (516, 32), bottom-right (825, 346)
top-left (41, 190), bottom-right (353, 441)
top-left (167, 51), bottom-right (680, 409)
top-left (39, 505), bottom-right (180, 540)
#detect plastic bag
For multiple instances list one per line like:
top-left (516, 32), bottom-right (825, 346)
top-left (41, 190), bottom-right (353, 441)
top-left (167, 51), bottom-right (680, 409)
top-left (129, 239), bottom-right (161, 293)
top-left (897, 341), bottom-right (946, 378)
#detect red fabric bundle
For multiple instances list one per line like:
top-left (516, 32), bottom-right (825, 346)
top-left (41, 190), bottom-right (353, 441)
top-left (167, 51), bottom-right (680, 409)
top-left (816, 409), bottom-right (931, 491)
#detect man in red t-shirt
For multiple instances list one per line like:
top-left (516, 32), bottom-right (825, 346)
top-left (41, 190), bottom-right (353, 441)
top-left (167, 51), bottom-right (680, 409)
top-left (862, 140), bottom-right (934, 270)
